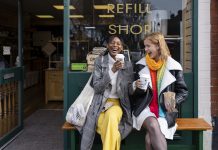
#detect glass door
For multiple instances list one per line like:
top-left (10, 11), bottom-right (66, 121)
top-left (0, 0), bottom-right (24, 147)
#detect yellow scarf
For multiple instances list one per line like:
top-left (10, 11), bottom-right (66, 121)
top-left (145, 54), bottom-right (163, 71)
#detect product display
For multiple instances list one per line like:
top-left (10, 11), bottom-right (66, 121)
top-left (86, 47), bottom-right (106, 72)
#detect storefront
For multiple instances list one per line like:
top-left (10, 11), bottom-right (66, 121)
top-left (63, 0), bottom-right (209, 149)
top-left (0, 0), bottom-right (213, 149)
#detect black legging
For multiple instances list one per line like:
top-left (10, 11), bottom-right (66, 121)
top-left (142, 116), bottom-right (167, 150)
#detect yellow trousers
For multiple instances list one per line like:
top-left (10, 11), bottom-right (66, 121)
top-left (96, 98), bottom-right (123, 150)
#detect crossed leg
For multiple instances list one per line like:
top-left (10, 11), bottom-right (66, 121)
top-left (142, 116), bottom-right (167, 150)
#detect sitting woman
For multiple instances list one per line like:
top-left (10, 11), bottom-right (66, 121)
top-left (80, 35), bottom-right (134, 150)
top-left (131, 32), bottom-right (188, 150)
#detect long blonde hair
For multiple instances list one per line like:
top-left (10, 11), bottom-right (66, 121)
top-left (145, 32), bottom-right (170, 61)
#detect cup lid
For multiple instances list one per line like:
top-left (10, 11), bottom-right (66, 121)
top-left (116, 54), bottom-right (125, 58)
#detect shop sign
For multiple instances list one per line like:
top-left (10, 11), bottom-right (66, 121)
top-left (106, 3), bottom-right (152, 35)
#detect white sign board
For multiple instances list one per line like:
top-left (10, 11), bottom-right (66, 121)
top-left (3, 46), bottom-right (11, 55)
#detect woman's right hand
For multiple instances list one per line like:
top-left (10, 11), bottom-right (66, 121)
top-left (112, 60), bottom-right (123, 73)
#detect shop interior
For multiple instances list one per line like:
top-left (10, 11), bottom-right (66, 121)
top-left (0, 0), bottom-right (66, 139)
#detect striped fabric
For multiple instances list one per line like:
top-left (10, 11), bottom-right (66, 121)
top-left (157, 62), bottom-right (166, 117)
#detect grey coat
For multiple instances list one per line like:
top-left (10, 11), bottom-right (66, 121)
top-left (80, 54), bottom-right (134, 150)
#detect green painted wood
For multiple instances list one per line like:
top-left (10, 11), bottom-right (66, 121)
top-left (193, 131), bottom-right (203, 150)
top-left (70, 131), bottom-right (76, 150)
top-left (0, 0), bottom-right (24, 147)
top-left (67, 72), bottom-right (91, 107)
top-left (198, 131), bottom-right (203, 150)
top-left (0, 67), bottom-right (24, 84)
top-left (193, 0), bottom-right (198, 118)
top-left (18, 0), bottom-right (24, 131)
top-left (182, 73), bottom-right (194, 118)
top-left (63, 0), bottom-right (70, 149)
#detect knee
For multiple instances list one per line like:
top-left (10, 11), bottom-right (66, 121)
top-left (145, 120), bottom-right (160, 133)
top-left (149, 122), bottom-right (159, 132)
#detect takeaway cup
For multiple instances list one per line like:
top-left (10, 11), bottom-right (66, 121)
top-left (115, 54), bottom-right (125, 67)
top-left (140, 74), bottom-right (149, 90)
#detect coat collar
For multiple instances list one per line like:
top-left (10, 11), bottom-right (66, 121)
top-left (136, 56), bottom-right (183, 94)
top-left (101, 54), bottom-right (109, 68)
top-left (101, 53), bottom-right (125, 88)
top-left (136, 56), bottom-right (182, 71)
top-left (160, 57), bottom-right (182, 93)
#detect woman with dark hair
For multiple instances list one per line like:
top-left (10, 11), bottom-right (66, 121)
top-left (131, 32), bottom-right (188, 150)
top-left (80, 35), bottom-right (134, 150)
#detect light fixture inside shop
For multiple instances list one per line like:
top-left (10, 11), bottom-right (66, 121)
top-left (85, 26), bottom-right (96, 29)
top-left (70, 15), bottom-right (84, 18)
top-left (53, 5), bottom-right (75, 10)
top-left (36, 15), bottom-right (54, 18)
top-left (99, 15), bottom-right (114, 18)
top-left (93, 5), bottom-right (114, 10)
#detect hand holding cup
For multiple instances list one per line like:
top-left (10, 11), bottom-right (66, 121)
top-left (112, 54), bottom-right (125, 72)
top-left (138, 74), bottom-right (149, 90)
top-left (115, 54), bottom-right (124, 67)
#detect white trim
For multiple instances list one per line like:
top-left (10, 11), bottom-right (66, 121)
top-left (198, 0), bottom-right (212, 150)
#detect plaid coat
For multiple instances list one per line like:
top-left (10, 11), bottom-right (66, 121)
top-left (80, 54), bottom-right (134, 150)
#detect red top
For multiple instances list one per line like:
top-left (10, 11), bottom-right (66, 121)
top-left (149, 69), bottom-right (159, 117)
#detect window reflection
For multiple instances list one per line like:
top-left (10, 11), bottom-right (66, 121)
top-left (0, 28), bottom-right (18, 69)
top-left (70, 0), bottom-right (192, 72)
top-left (0, 2), bottom-right (19, 139)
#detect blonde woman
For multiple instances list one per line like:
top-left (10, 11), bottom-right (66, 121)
top-left (131, 32), bottom-right (188, 150)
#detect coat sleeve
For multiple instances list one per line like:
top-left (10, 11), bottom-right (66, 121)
top-left (134, 64), bottom-right (142, 80)
top-left (92, 56), bottom-right (111, 94)
top-left (132, 64), bottom-right (148, 96)
top-left (126, 62), bottom-right (135, 96)
top-left (174, 70), bottom-right (188, 104)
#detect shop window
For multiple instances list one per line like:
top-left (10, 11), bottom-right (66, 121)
top-left (0, 26), bottom-right (18, 69)
top-left (69, 0), bottom-right (192, 73)
top-left (0, 2), bottom-right (19, 140)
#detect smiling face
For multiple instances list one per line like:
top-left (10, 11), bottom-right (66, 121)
top-left (107, 37), bottom-right (123, 59)
top-left (144, 39), bottom-right (160, 61)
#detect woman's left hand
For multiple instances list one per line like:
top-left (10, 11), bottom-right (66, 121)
top-left (135, 79), bottom-right (143, 89)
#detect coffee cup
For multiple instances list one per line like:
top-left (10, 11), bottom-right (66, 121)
top-left (115, 54), bottom-right (125, 68)
top-left (115, 54), bottom-right (125, 63)
top-left (139, 74), bottom-right (149, 89)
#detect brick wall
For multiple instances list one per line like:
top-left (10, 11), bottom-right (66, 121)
top-left (183, 0), bottom-right (192, 72)
top-left (211, 2), bottom-right (218, 149)
top-left (211, 0), bottom-right (218, 117)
